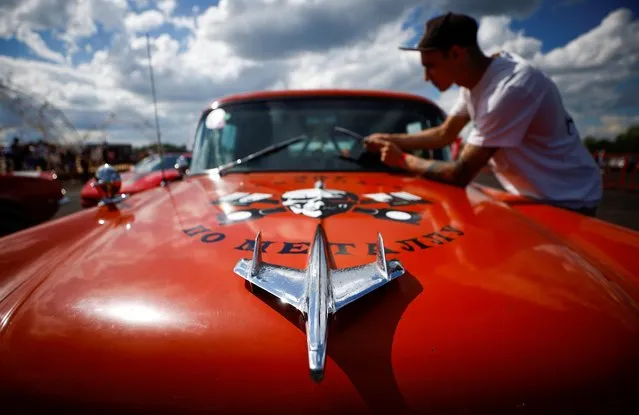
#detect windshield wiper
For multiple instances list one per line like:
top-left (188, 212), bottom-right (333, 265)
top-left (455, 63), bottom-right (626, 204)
top-left (215, 134), bottom-right (307, 176)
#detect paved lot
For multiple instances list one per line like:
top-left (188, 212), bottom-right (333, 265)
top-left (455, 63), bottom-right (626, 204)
top-left (54, 179), bottom-right (84, 220)
top-left (55, 175), bottom-right (639, 231)
top-left (593, 189), bottom-right (639, 231)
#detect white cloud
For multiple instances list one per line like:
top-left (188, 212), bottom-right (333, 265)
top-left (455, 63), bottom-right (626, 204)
top-left (584, 115), bottom-right (639, 139)
top-left (133, 0), bottom-right (150, 8)
top-left (15, 26), bottom-right (65, 63)
top-left (157, 0), bottom-right (177, 16)
top-left (194, 0), bottom-right (541, 60)
top-left (283, 16), bottom-right (422, 91)
top-left (124, 10), bottom-right (166, 33)
top-left (477, 15), bottom-right (542, 60)
top-left (536, 9), bottom-right (639, 73)
top-left (170, 15), bottom-right (197, 32)
top-left (0, 0), bottom-right (128, 61)
top-left (92, 0), bottom-right (129, 29)
top-left (533, 9), bottom-right (639, 125)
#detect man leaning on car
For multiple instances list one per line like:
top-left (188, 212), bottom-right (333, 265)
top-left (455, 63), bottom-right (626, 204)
top-left (364, 12), bottom-right (602, 217)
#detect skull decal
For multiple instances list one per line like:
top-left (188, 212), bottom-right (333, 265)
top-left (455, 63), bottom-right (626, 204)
top-left (281, 188), bottom-right (358, 218)
top-left (212, 185), bottom-right (430, 225)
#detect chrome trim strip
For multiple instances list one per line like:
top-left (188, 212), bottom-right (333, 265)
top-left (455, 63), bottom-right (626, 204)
top-left (304, 225), bottom-right (332, 381)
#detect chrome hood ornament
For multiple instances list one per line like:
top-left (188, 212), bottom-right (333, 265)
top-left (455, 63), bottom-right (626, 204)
top-left (234, 225), bottom-right (405, 382)
top-left (92, 163), bottom-right (127, 206)
top-left (174, 155), bottom-right (190, 178)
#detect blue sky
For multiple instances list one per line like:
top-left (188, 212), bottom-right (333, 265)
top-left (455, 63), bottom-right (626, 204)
top-left (0, 0), bottom-right (638, 146)
top-left (511, 0), bottom-right (637, 50)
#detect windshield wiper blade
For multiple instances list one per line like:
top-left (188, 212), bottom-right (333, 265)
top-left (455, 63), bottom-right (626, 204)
top-left (215, 134), bottom-right (307, 176)
top-left (333, 126), bottom-right (364, 140)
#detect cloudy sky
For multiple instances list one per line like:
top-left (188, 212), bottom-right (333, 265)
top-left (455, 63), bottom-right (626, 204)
top-left (0, 0), bottom-right (638, 148)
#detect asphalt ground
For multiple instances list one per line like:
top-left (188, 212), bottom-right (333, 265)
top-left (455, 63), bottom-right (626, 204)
top-left (54, 179), bottom-right (85, 220)
top-left (54, 174), bottom-right (639, 231)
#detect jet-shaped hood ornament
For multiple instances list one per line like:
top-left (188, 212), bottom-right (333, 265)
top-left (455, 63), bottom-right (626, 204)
top-left (234, 225), bottom-right (405, 382)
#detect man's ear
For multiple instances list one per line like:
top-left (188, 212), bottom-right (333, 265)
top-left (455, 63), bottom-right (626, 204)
top-left (449, 45), bottom-right (467, 62)
top-left (447, 45), bottom-right (458, 60)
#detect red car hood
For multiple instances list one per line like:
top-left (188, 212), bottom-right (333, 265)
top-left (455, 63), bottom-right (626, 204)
top-left (1, 172), bottom-right (638, 413)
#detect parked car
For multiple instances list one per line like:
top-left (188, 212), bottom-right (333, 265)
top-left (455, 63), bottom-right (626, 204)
top-left (0, 170), bottom-right (68, 237)
top-left (1, 89), bottom-right (638, 414)
top-left (79, 152), bottom-right (191, 208)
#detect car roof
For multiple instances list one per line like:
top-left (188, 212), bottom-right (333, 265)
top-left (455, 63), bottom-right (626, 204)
top-left (208, 89), bottom-right (440, 110)
top-left (143, 152), bottom-right (191, 159)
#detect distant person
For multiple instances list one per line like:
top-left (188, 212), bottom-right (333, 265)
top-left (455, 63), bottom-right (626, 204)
top-left (34, 140), bottom-right (47, 170)
top-left (1, 145), bottom-right (8, 173)
top-left (64, 149), bottom-right (77, 176)
top-left (10, 137), bottom-right (24, 171)
top-left (24, 144), bottom-right (36, 170)
top-left (364, 12), bottom-right (602, 217)
top-left (80, 153), bottom-right (90, 182)
top-left (596, 150), bottom-right (606, 173)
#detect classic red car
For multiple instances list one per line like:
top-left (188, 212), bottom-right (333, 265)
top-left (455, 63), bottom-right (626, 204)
top-left (1, 89), bottom-right (638, 414)
top-left (79, 152), bottom-right (191, 208)
top-left (0, 170), bottom-right (68, 237)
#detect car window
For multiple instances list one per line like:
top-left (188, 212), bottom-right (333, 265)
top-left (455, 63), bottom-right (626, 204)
top-left (132, 154), bottom-right (185, 174)
top-left (132, 156), bottom-right (161, 174)
top-left (190, 97), bottom-right (448, 174)
top-left (159, 155), bottom-right (181, 170)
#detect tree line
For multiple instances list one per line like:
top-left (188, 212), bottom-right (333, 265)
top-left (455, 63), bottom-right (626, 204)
top-left (134, 143), bottom-right (188, 154)
top-left (583, 124), bottom-right (639, 153)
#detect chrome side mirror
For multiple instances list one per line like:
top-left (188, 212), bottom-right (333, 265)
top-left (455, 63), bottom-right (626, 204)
top-left (174, 155), bottom-right (190, 178)
top-left (92, 164), bottom-right (127, 206)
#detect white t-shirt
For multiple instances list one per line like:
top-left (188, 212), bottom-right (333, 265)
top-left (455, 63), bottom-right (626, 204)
top-left (450, 51), bottom-right (602, 209)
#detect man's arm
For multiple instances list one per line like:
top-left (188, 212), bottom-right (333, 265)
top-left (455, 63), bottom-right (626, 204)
top-left (365, 113), bottom-right (470, 151)
top-left (380, 141), bottom-right (498, 187)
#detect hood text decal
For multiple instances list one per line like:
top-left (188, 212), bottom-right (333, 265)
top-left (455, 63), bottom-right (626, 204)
top-left (182, 223), bottom-right (464, 256)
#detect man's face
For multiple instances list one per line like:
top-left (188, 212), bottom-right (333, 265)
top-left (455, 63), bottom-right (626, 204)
top-left (420, 49), bottom-right (460, 91)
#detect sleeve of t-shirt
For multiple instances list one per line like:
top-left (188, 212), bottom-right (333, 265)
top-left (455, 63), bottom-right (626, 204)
top-left (449, 88), bottom-right (470, 118)
top-left (467, 85), bottom-right (545, 148)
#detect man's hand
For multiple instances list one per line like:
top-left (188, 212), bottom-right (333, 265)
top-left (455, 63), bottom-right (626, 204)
top-left (363, 133), bottom-right (393, 153)
top-left (362, 136), bottom-right (410, 169)
top-left (378, 140), bottom-right (408, 169)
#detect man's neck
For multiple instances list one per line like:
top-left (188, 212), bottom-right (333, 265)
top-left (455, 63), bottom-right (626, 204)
top-left (457, 54), bottom-right (494, 90)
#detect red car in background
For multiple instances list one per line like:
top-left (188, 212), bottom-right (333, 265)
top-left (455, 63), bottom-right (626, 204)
top-left (80, 152), bottom-right (191, 208)
top-left (0, 170), bottom-right (68, 237)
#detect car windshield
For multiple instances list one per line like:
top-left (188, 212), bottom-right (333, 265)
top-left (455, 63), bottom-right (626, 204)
top-left (190, 96), bottom-right (451, 174)
top-left (133, 154), bottom-right (188, 174)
